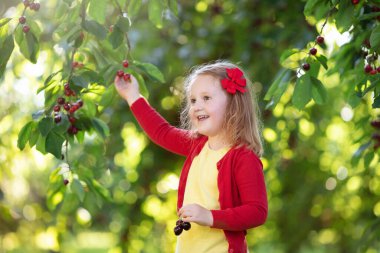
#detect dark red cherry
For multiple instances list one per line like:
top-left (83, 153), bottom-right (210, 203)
top-left (174, 225), bottom-right (183, 236)
top-left (182, 222), bottom-right (191, 231)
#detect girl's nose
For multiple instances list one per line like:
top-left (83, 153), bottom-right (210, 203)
top-left (193, 101), bottom-right (203, 111)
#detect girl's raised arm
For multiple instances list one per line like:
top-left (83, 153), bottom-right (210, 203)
top-left (115, 75), bottom-right (193, 156)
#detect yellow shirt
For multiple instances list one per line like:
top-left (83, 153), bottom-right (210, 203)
top-left (176, 142), bottom-right (229, 253)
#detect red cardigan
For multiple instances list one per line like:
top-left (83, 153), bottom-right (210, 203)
top-left (130, 98), bottom-right (268, 253)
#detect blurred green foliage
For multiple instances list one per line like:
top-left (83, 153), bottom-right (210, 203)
top-left (0, 0), bottom-right (380, 252)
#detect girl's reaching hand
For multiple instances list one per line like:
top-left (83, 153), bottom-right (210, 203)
top-left (114, 74), bottom-right (141, 106)
top-left (178, 203), bottom-right (213, 227)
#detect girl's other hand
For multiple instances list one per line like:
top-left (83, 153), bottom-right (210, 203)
top-left (114, 74), bottom-right (141, 106)
top-left (178, 203), bottom-right (213, 227)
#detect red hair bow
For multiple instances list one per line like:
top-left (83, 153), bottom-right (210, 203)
top-left (221, 68), bottom-right (247, 94)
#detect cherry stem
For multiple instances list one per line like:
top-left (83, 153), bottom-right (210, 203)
top-left (65, 139), bottom-right (70, 166)
top-left (125, 32), bottom-right (132, 60)
top-left (67, 48), bottom-right (77, 85)
top-left (112, 0), bottom-right (123, 15)
top-left (15, 4), bottom-right (29, 31)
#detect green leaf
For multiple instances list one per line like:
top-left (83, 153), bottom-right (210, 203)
top-left (108, 25), bottom-right (124, 49)
top-left (32, 110), bottom-right (45, 120)
top-left (364, 152), bottom-right (375, 168)
top-left (37, 70), bottom-right (62, 94)
top-left (351, 141), bottom-right (371, 167)
top-left (128, 0), bottom-right (142, 19)
top-left (45, 131), bottom-right (65, 159)
top-left (373, 94), bottom-right (380, 108)
top-left (82, 20), bottom-right (107, 40)
top-left (292, 74), bottom-right (312, 110)
top-left (71, 75), bottom-right (88, 88)
top-left (75, 130), bottom-right (85, 143)
top-left (29, 125), bottom-right (40, 148)
top-left (133, 60), bottom-right (165, 83)
top-left (100, 85), bottom-right (116, 107)
top-left (280, 48), bottom-right (301, 66)
top-left (169, 0), bottom-right (178, 16)
top-left (358, 12), bottom-right (380, 21)
top-left (39, 117), bottom-right (54, 137)
top-left (127, 68), bottom-right (149, 98)
top-left (36, 135), bottom-right (47, 154)
top-left (264, 69), bottom-right (291, 100)
top-left (370, 25), bottom-right (380, 51)
top-left (0, 34), bottom-right (14, 79)
top-left (53, 116), bottom-right (70, 134)
top-left (334, 1), bottom-right (355, 32)
top-left (148, 0), bottom-right (164, 28)
top-left (91, 179), bottom-right (111, 201)
top-left (0, 18), bottom-right (11, 27)
top-left (311, 76), bottom-right (327, 104)
top-left (315, 54), bottom-right (328, 70)
top-left (303, 0), bottom-right (320, 16)
top-left (88, 0), bottom-right (107, 24)
top-left (71, 179), bottom-right (85, 202)
top-left (115, 16), bottom-right (130, 33)
top-left (91, 118), bottom-right (110, 139)
top-left (81, 96), bottom-right (97, 117)
top-left (14, 26), bottom-right (39, 63)
top-left (17, 121), bottom-right (35, 150)
top-left (47, 167), bottom-right (65, 211)
top-left (264, 69), bottom-right (291, 109)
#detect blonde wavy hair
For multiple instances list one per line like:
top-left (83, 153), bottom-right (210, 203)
top-left (180, 60), bottom-right (264, 157)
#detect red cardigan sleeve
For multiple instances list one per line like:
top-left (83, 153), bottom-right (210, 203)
top-left (211, 151), bottom-right (268, 231)
top-left (130, 97), bottom-right (193, 156)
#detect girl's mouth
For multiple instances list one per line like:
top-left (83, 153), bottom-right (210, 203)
top-left (197, 115), bottom-right (209, 121)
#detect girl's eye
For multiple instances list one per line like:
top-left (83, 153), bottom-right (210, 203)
top-left (190, 99), bottom-right (196, 104)
top-left (203, 96), bottom-right (210, 101)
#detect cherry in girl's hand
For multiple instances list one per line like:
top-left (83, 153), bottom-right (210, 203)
top-left (114, 71), bottom-right (141, 106)
top-left (173, 219), bottom-right (191, 236)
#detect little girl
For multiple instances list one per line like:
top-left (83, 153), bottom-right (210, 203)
top-left (114, 60), bottom-right (268, 253)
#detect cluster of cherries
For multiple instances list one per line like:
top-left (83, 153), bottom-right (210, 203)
top-left (363, 49), bottom-right (379, 75)
top-left (19, 0), bottom-right (40, 33)
top-left (371, 119), bottom-right (380, 150)
top-left (116, 60), bottom-right (131, 81)
top-left (53, 82), bottom-right (83, 135)
top-left (301, 36), bottom-right (324, 71)
top-left (364, 64), bottom-right (380, 75)
top-left (173, 219), bottom-right (191, 236)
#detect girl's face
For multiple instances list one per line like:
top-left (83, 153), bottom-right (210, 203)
top-left (188, 74), bottom-right (229, 140)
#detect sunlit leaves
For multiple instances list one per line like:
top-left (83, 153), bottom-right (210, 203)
top-left (0, 18), bottom-right (11, 27)
top-left (14, 20), bottom-right (41, 64)
top-left (311, 76), bottom-right (327, 104)
top-left (47, 167), bottom-right (65, 211)
top-left (17, 121), bottom-right (37, 150)
top-left (0, 34), bottom-right (14, 79)
top-left (315, 55), bottom-right (328, 70)
top-left (128, 0), bottom-right (142, 19)
top-left (148, 0), bottom-right (165, 28)
top-left (72, 179), bottom-right (85, 202)
top-left (292, 74), bottom-right (312, 109)
top-left (133, 60), bottom-right (165, 83)
top-left (88, 0), bottom-right (107, 24)
top-left (38, 70), bottom-right (62, 94)
top-left (82, 20), bottom-right (107, 40)
top-left (168, 0), bottom-right (178, 16)
top-left (264, 69), bottom-right (291, 109)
